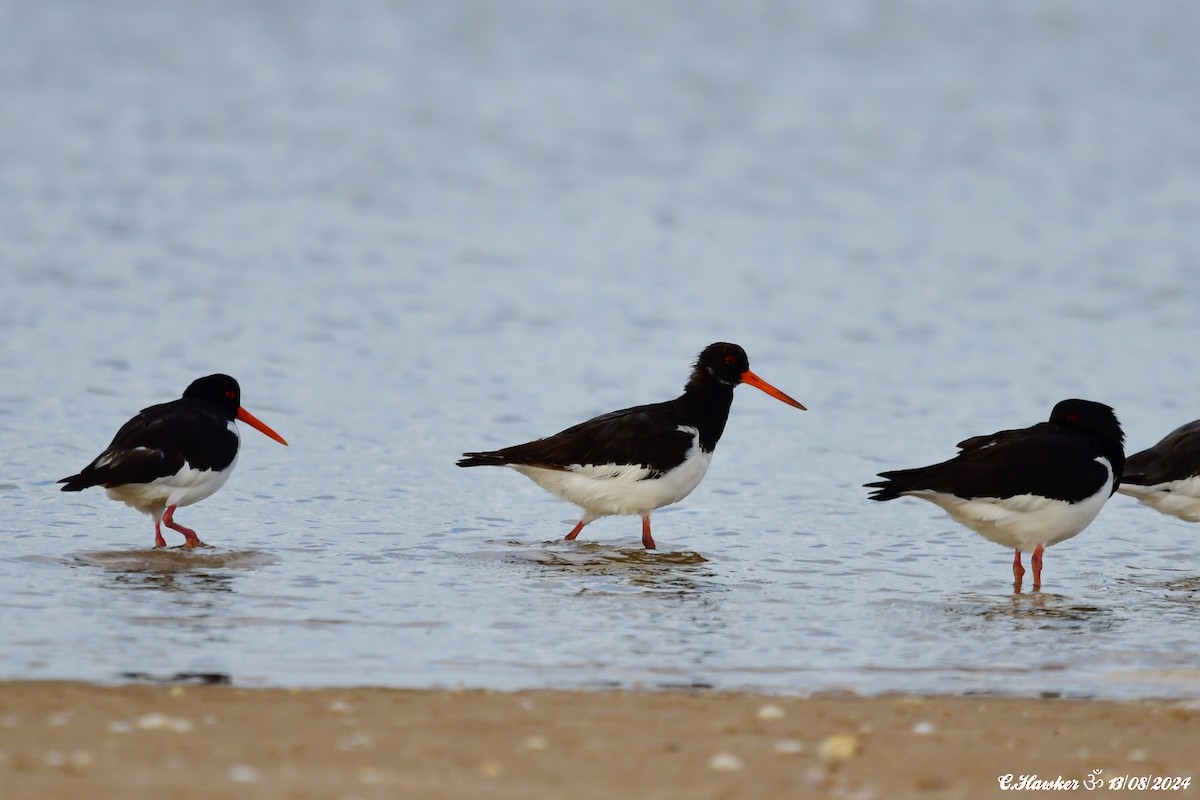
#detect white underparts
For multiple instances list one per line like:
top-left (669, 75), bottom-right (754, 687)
top-left (105, 421), bottom-right (240, 519)
top-left (907, 457), bottom-right (1114, 552)
top-left (1118, 475), bottom-right (1200, 522)
top-left (511, 425), bottom-right (712, 520)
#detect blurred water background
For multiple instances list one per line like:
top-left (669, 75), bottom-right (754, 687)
top-left (3, 0), bottom-right (1200, 697)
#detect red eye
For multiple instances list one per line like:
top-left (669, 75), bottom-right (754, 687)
top-left (1065, 413), bottom-right (1078, 423)
top-left (724, 355), bottom-right (736, 365)
top-left (225, 390), bottom-right (236, 400)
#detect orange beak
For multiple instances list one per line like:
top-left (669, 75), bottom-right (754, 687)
top-left (740, 370), bottom-right (806, 410)
top-left (237, 407), bottom-right (289, 445)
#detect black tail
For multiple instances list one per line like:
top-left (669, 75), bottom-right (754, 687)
top-left (58, 473), bottom-right (94, 492)
top-left (864, 470), bottom-right (917, 501)
top-left (457, 452), bottom-right (509, 468)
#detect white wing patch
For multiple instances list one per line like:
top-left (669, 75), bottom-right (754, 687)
top-left (565, 463), bottom-right (656, 482)
top-left (96, 445), bottom-right (156, 470)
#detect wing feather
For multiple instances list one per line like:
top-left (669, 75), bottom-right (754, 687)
top-left (868, 427), bottom-right (1109, 502)
top-left (59, 399), bottom-right (237, 490)
top-left (459, 402), bottom-right (695, 477)
top-left (1123, 420), bottom-right (1200, 486)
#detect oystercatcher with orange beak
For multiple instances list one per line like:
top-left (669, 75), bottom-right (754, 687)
top-left (59, 374), bottom-right (288, 548)
top-left (458, 342), bottom-right (805, 549)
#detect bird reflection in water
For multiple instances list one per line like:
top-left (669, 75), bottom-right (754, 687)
top-left (510, 541), bottom-right (717, 597)
top-left (72, 548), bottom-right (274, 596)
top-left (953, 591), bottom-right (1118, 630)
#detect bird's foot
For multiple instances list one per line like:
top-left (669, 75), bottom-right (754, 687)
top-left (640, 515), bottom-right (656, 550)
top-left (163, 505), bottom-right (205, 548)
top-left (1012, 550), bottom-right (1025, 593)
top-left (1031, 544), bottom-right (1044, 592)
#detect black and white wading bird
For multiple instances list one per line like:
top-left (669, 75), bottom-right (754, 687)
top-left (1119, 418), bottom-right (1200, 521)
top-left (59, 374), bottom-right (288, 548)
top-left (457, 342), bottom-right (805, 549)
top-left (865, 399), bottom-right (1124, 590)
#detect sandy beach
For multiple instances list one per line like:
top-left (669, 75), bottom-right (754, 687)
top-left (0, 682), bottom-right (1195, 799)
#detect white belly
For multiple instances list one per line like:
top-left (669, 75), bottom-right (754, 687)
top-left (910, 457), bottom-right (1114, 552)
top-left (106, 453), bottom-right (238, 516)
top-left (512, 427), bottom-right (712, 520)
top-left (1118, 476), bottom-right (1200, 522)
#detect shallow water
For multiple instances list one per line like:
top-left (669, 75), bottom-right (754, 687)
top-left (3, 0), bottom-right (1200, 697)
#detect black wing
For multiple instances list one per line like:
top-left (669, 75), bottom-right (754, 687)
top-left (867, 423), bottom-right (1111, 503)
top-left (59, 399), bottom-right (237, 490)
top-left (458, 400), bottom-right (696, 477)
top-left (954, 423), bottom-right (1046, 454)
top-left (1122, 419), bottom-right (1200, 486)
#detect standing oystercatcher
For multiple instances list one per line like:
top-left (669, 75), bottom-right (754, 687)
top-left (1118, 419), bottom-right (1200, 521)
top-left (59, 374), bottom-right (288, 548)
top-left (865, 399), bottom-right (1124, 590)
top-left (457, 342), bottom-right (805, 549)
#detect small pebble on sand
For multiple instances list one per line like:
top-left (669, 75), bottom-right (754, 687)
top-left (774, 739), bottom-right (805, 755)
top-left (757, 704), bottom-right (785, 720)
top-left (336, 731), bottom-right (376, 751)
top-left (708, 752), bottom-right (743, 771)
top-left (137, 713), bottom-right (193, 733)
top-left (228, 763), bottom-right (261, 783)
top-left (818, 733), bottom-right (861, 764)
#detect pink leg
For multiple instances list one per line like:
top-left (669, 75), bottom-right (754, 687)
top-left (1031, 544), bottom-right (1044, 590)
top-left (153, 516), bottom-right (167, 549)
top-left (1012, 550), bottom-right (1025, 592)
top-left (641, 514), bottom-right (656, 550)
top-left (163, 505), bottom-right (205, 548)
top-left (564, 519), bottom-right (588, 541)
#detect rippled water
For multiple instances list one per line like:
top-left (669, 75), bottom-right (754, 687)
top-left (3, 0), bottom-right (1200, 698)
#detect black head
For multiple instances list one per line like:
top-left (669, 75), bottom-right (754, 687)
top-left (693, 342), bottom-right (750, 388)
top-left (182, 374), bottom-right (242, 419)
top-left (687, 342), bottom-right (806, 409)
top-left (180, 374), bottom-right (288, 445)
top-left (1049, 399), bottom-right (1124, 447)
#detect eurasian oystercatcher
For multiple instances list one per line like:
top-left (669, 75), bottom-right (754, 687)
top-left (865, 399), bottom-right (1124, 590)
top-left (1118, 419), bottom-right (1200, 521)
top-left (59, 374), bottom-right (288, 548)
top-left (457, 342), bottom-right (805, 549)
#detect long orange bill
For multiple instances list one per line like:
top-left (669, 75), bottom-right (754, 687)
top-left (740, 370), bottom-right (806, 410)
top-left (236, 407), bottom-right (289, 445)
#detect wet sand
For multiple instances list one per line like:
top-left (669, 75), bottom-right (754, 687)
top-left (1, 683), bottom-right (1197, 799)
